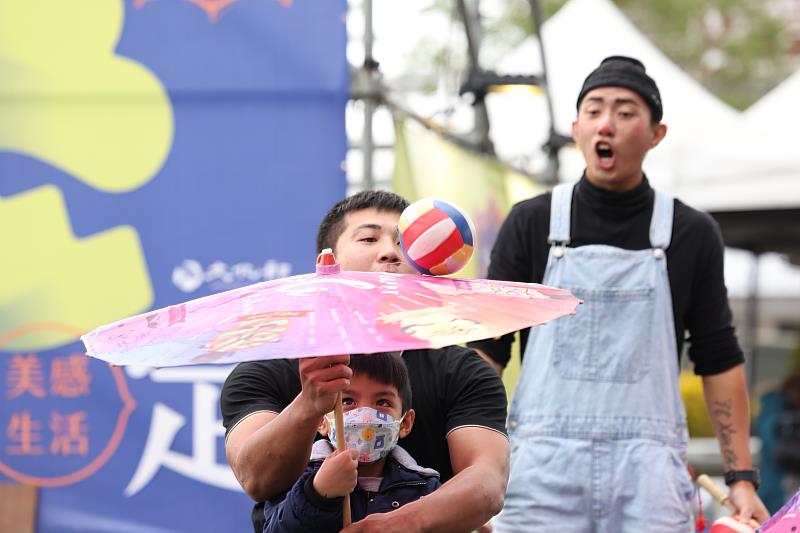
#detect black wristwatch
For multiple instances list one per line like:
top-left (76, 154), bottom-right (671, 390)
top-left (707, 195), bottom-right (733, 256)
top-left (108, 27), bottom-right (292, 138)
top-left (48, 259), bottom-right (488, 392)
top-left (724, 469), bottom-right (760, 490)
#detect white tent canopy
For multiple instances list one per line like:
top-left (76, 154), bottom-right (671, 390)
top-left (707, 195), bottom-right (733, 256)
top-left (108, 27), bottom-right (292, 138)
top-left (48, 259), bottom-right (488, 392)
top-left (487, 0), bottom-right (800, 214)
top-left (743, 68), bottom-right (800, 130)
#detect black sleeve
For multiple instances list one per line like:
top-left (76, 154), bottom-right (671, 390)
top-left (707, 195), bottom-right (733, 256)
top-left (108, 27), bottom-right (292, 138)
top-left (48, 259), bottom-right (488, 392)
top-left (684, 213), bottom-right (745, 375)
top-left (440, 347), bottom-right (508, 436)
top-left (468, 197), bottom-right (546, 367)
top-left (220, 359), bottom-right (301, 438)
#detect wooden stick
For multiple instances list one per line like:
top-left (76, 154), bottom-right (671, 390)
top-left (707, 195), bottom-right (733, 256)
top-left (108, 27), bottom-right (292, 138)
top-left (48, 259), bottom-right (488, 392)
top-left (334, 392), bottom-right (352, 527)
top-left (696, 474), bottom-right (760, 527)
top-left (697, 474), bottom-right (734, 512)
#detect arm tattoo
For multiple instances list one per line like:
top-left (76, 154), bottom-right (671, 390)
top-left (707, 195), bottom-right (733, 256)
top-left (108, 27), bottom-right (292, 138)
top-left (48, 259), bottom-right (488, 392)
top-left (712, 399), bottom-right (738, 468)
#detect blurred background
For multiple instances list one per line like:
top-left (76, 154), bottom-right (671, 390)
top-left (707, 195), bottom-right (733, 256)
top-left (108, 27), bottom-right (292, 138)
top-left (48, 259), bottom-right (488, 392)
top-left (1, 0), bottom-right (799, 531)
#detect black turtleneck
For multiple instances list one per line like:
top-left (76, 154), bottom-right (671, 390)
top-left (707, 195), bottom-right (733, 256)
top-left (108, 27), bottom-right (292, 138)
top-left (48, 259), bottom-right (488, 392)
top-left (468, 175), bottom-right (744, 376)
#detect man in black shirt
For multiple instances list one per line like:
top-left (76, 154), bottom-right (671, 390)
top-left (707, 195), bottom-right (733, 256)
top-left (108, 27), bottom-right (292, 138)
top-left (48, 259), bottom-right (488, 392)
top-left (222, 190), bottom-right (509, 533)
top-left (469, 56), bottom-right (768, 531)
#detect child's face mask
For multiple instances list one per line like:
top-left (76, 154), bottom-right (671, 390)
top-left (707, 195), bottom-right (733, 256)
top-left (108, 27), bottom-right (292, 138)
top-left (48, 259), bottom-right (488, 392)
top-left (327, 407), bottom-right (404, 464)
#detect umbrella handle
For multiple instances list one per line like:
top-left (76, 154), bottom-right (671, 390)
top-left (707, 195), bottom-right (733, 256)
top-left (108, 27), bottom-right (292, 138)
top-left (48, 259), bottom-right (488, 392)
top-left (697, 474), bottom-right (735, 512)
top-left (696, 474), bottom-right (760, 527)
top-left (334, 392), bottom-right (352, 527)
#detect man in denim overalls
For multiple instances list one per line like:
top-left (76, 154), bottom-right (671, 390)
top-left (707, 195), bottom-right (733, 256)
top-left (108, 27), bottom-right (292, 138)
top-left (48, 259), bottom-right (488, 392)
top-left (471, 56), bottom-right (769, 531)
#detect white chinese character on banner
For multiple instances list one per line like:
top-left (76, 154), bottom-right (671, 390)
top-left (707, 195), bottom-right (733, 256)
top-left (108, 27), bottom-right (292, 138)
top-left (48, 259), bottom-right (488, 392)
top-left (124, 367), bottom-right (240, 496)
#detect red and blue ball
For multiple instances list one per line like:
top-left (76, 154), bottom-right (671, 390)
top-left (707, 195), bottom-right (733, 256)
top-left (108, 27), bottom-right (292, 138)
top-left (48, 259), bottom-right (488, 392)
top-left (398, 198), bottom-right (475, 276)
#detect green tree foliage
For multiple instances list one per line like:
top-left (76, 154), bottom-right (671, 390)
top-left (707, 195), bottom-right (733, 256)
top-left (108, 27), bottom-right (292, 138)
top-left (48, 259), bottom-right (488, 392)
top-left (407, 0), bottom-right (794, 109)
top-left (616, 0), bottom-right (792, 109)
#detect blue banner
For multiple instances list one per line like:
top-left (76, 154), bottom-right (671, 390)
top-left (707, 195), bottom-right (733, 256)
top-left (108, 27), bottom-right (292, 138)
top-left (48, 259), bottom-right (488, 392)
top-left (0, 0), bottom-right (348, 530)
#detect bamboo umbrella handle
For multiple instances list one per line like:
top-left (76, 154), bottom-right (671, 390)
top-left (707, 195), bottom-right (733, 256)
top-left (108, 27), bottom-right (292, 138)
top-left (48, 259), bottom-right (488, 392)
top-left (697, 474), bottom-right (735, 512)
top-left (696, 474), bottom-right (760, 527)
top-left (334, 392), bottom-right (352, 527)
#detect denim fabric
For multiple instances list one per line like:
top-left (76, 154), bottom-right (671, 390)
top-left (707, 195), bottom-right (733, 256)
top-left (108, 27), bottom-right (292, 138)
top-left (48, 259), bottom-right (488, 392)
top-left (495, 183), bottom-right (693, 533)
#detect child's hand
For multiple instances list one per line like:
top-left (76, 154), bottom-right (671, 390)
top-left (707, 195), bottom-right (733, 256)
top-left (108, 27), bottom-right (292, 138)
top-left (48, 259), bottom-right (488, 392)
top-left (313, 449), bottom-right (358, 498)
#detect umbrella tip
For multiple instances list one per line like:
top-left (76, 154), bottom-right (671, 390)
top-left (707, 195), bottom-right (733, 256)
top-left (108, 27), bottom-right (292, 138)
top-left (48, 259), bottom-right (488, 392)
top-left (317, 249), bottom-right (337, 266)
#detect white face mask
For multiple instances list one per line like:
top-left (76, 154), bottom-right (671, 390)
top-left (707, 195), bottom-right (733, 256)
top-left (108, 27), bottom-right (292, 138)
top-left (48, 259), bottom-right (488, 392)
top-left (327, 407), bottom-right (404, 463)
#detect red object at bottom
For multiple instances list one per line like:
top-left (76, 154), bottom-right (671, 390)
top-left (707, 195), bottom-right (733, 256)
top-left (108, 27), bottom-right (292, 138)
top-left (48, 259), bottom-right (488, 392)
top-left (709, 516), bottom-right (756, 533)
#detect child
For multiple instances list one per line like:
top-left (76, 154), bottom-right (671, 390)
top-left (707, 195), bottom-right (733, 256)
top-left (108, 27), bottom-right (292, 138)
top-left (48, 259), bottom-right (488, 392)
top-left (262, 352), bottom-right (440, 532)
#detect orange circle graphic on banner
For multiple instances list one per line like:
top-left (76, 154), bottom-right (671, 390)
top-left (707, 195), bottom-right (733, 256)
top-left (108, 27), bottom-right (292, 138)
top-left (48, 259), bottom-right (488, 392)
top-left (0, 323), bottom-right (136, 487)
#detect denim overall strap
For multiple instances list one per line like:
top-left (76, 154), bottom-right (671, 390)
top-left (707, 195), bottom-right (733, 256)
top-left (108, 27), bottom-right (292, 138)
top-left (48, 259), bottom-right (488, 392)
top-left (548, 182), bottom-right (575, 244)
top-left (650, 190), bottom-right (674, 250)
top-left (496, 186), bottom-right (692, 533)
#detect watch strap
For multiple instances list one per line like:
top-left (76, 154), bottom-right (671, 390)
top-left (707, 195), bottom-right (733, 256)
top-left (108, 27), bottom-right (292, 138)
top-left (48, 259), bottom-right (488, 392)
top-left (724, 469), bottom-right (760, 490)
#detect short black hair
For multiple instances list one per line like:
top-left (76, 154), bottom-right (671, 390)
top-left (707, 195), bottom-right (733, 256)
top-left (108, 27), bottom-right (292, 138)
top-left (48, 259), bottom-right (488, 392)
top-left (349, 352), bottom-right (412, 414)
top-left (316, 190), bottom-right (409, 253)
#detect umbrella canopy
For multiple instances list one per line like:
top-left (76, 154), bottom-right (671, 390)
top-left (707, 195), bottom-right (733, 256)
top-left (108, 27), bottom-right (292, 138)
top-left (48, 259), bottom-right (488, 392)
top-left (82, 251), bottom-right (580, 367)
top-left (758, 489), bottom-right (800, 532)
top-left (80, 249), bottom-right (580, 528)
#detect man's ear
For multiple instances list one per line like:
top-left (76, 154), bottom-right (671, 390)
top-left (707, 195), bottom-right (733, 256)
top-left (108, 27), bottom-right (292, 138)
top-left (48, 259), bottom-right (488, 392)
top-left (399, 409), bottom-right (415, 439)
top-left (650, 122), bottom-right (667, 148)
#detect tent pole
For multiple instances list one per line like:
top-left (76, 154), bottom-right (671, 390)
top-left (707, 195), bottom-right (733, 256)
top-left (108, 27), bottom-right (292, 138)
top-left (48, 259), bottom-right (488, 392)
top-left (527, 0), bottom-right (561, 185)
top-left (456, 0), bottom-right (495, 155)
top-left (362, 0), bottom-right (376, 191)
top-left (744, 251), bottom-right (760, 392)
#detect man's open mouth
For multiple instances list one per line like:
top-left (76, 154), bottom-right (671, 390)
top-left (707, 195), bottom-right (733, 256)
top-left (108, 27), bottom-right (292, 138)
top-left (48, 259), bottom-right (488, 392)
top-left (596, 142), bottom-right (614, 169)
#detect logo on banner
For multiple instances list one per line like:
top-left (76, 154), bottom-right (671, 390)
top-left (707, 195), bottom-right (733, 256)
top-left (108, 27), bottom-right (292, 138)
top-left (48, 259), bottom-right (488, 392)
top-left (0, 324), bottom-right (136, 487)
top-left (172, 259), bottom-right (293, 293)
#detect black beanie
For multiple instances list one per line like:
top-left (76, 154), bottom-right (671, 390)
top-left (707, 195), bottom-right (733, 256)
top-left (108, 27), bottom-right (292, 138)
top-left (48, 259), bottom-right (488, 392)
top-left (576, 56), bottom-right (663, 123)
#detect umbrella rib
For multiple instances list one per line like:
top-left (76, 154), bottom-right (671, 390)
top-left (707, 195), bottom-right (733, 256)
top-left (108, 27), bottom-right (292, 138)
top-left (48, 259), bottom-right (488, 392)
top-left (307, 310), bottom-right (316, 346)
top-left (329, 302), bottom-right (355, 353)
top-left (395, 295), bottom-right (426, 307)
top-left (410, 292), bottom-right (441, 302)
top-left (352, 309), bottom-right (368, 325)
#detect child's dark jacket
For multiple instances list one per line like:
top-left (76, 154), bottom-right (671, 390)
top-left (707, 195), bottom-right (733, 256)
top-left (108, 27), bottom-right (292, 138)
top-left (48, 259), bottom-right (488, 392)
top-left (263, 440), bottom-right (440, 532)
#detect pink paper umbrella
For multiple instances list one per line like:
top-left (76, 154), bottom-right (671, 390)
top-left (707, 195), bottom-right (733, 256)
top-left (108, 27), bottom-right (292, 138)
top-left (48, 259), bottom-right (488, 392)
top-left (758, 489), bottom-right (800, 532)
top-left (81, 249), bottom-right (580, 526)
top-left (81, 251), bottom-right (580, 367)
